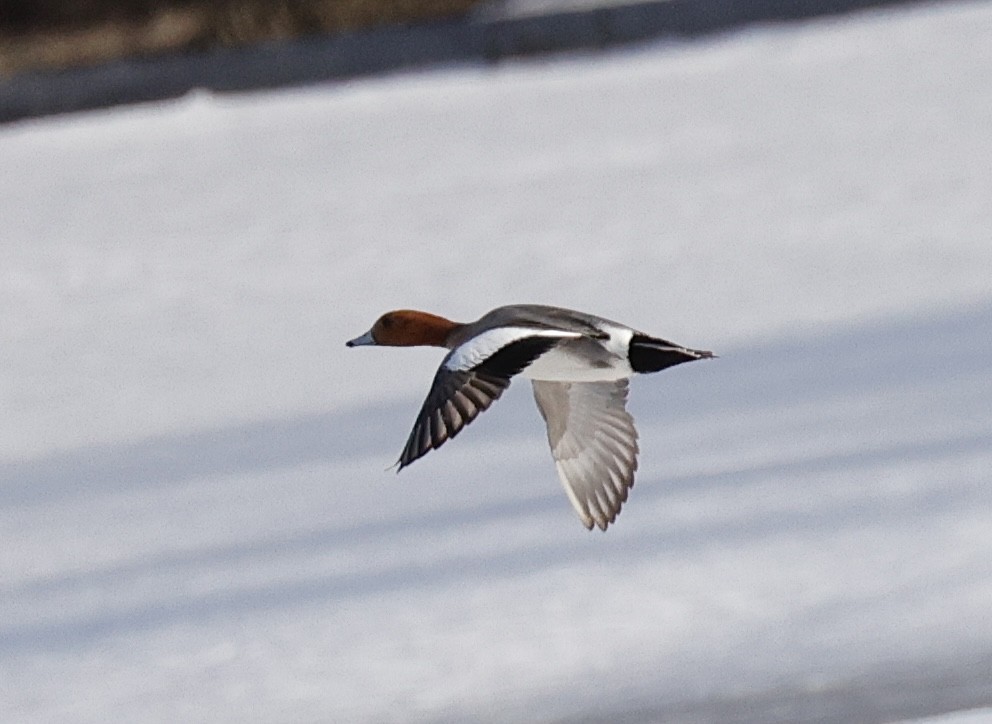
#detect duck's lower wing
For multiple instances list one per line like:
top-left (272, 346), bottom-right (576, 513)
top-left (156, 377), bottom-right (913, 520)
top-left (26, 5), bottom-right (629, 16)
top-left (398, 370), bottom-right (508, 468)
top-left (398, 335), bottom-right (563, 469)
top-left (531, 379), bottom-right (639, 531)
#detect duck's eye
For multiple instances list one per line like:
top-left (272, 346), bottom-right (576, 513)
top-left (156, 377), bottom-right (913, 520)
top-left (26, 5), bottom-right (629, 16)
top-left (379, 315), bottom-right (395, 329)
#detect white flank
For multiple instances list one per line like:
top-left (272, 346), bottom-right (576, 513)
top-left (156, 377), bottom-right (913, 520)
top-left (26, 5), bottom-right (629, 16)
top-left (524, 325), bottom-right (633, 381)
top-left (522, 346), bottom-right (634, 381)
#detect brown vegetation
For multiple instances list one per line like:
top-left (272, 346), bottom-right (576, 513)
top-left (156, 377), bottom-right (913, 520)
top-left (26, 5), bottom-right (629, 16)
top-left (0, 0), bottom-right (484, 75)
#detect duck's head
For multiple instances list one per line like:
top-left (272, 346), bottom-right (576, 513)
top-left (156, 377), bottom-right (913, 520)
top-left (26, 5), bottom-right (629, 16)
top-left (346, 309), bottom-right (457, 348)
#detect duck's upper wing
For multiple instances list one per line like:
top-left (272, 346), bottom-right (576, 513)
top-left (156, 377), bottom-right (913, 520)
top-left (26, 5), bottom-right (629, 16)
top-left (398, 330), bottom-right (577, 468)
top-left (531, 379), bottom-right (639, 531)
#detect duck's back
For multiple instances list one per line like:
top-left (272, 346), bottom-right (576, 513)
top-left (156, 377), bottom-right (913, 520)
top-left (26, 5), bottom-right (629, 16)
top-left (473, 304), bottom-right (631, 338)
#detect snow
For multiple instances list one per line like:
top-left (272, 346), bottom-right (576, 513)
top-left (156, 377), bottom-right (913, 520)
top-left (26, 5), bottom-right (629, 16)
top-left (2, 1), bottom-right (992, 721)
top-left (913, 711), bottom-right (992, 724)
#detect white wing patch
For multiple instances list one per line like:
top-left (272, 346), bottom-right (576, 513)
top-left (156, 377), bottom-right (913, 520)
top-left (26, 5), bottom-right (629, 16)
top-left (532, 379), bottom-right (639, 531)
top-left (444, 327), bottom-right (580, 372)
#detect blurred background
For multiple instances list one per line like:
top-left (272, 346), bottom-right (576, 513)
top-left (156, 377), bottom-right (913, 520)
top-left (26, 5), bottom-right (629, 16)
top-left (2, 1), bottom-right (991, 722)
top-left (0, 0), bottom-right (480, 74)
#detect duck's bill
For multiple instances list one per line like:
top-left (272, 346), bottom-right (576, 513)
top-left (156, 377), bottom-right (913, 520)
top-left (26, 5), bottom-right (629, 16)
top-left (346, 329), bottom-right (376, 347)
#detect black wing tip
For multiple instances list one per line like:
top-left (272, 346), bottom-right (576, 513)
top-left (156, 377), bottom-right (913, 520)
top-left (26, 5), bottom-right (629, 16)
top-left (397, 439), bottom-right (427, 470)
top-left (396, 430), bottom-right (425, 470)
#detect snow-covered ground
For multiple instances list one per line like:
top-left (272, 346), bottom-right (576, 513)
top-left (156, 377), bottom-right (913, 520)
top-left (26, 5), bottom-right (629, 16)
top-left (2, 1), bottom-right (991, 722)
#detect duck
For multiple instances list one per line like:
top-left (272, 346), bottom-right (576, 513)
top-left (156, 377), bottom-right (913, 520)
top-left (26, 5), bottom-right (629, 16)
top-left (346, 304), bottom-right (714, 531)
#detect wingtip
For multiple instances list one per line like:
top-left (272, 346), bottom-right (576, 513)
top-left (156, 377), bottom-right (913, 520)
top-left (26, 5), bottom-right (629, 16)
top-left (582, 515), bottom-right (614, 532)
top-left (580, 510), bottom-right (616, 532)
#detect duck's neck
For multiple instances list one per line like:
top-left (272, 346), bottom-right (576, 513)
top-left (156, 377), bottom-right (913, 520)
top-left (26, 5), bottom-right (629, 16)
top-left (411, 311), bottom-right (461, 348)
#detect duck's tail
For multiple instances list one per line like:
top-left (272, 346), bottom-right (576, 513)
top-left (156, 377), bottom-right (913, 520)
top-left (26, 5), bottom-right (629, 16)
top-left (628, 334), bottom-right (715, 374)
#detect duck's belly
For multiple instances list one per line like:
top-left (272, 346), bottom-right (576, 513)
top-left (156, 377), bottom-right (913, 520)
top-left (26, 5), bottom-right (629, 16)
top-left (522, 346), bottom-right (633, 382)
